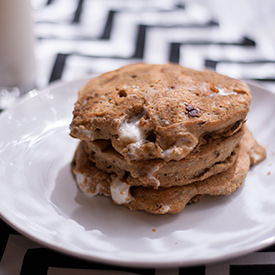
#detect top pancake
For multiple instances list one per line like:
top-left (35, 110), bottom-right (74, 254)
top-left (70, 63), bottom-right (251, 161)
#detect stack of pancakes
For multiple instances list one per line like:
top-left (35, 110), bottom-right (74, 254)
top-left (70, 64), bottom-right (266, 214)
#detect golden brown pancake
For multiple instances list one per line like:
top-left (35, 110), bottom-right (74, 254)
top-left (81, 128), bottom-right (243, 188)
top-left (70, 63), bottom-right (251, 162)
top-left (71, 127), bottom-right (266, 214)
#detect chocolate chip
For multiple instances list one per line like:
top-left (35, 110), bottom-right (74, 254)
top-left (186, 104), bottom-right (200, 117)
top-left (146, 130), bottom-right (156, 142)
top-left (118, 89), bottom-right (127, 97)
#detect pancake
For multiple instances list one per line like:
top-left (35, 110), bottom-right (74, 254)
top-left (81, 127), bottom-right (244, 188)
top-left (71, 127), bottom-right (266, 214)
top-left (70, 63), bottom-right (251, 162)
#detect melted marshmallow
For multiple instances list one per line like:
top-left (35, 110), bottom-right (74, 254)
top-left (120, 118), bottom-right (146, 159)
top-left (217, 87), bottom-right (238, 96)
top-left (119, 119), bottom-right (145, 142)
top-left (110, 177), bottom-right (131, 204)
top-left (162, 145), bottom-right (182, 159)
top-left (128, 140), bottom-right (143, 156)
top-left (159, 204), bottom-right (171, 214)
top-left (147, 165), bottom-right (161, 187)
top-left (75, 172), bottom-right (108, 197)
top-left (162, 148), bottom-right (173, 159)
top-left (251, 152), bottom-right (262, 162)
top-left (78, 128), bottom-right (94, 139)
top-left (250, 149), bottom-right (263, 165)
top-left (76, 172), bottom-right (86, 187)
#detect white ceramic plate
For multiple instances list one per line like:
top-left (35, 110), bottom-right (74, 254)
top-left (0, 78), bottom-right (274, 268)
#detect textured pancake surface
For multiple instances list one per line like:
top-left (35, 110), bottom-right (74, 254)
top-left (70, 63), bottom-right (251, 161)
top-left (81, 128), bottom-right (244, 188)
top-left (71, 126), bottom-right (266, 214)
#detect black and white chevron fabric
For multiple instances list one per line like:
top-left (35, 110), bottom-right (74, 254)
top-left (31, 0), bottom-right (275, 92)
top-left (2, 218), bottom-right (275, 274)
top-left (1, 0), bottom-right (275, 274)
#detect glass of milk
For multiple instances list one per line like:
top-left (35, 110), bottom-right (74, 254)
top-left (0, 0), bottom-right (35, 109)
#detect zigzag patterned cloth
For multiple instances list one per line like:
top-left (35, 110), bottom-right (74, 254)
top-left (1, 0), bottom-right (275, 274)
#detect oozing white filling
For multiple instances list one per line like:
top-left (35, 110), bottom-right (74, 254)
top-left (161, 145), bottom-right (184, 159)
top-left (159, 204), bottom-right (171, 214)
top-left (110, 177), bottom-right (131, 205)
top-left (217, 87), bottom-right (238, 96)
top-left (76, 172), bottom-right (86, 188)
top-left (147, 165), bottom-right (161, 187)
top-left (250, 149), bottom-right (263, 164)
top-left (128, 140), bottom-right (143, 156)
top-left (119, 119), bottom-right (145, 142)
top-left (75, 172), bottom-right (108, 197)
top-left (78, 128), bottom-right (94, 139)
top-left (162, 148), bottom-right (173, 159)
top-left (119, 118), bottom-right (147, 159)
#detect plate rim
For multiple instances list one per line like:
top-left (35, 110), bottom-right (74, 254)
top-left (1, 211), bottom-right (275, 268)
top-left (0, 78), bottom-right (275, 268)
